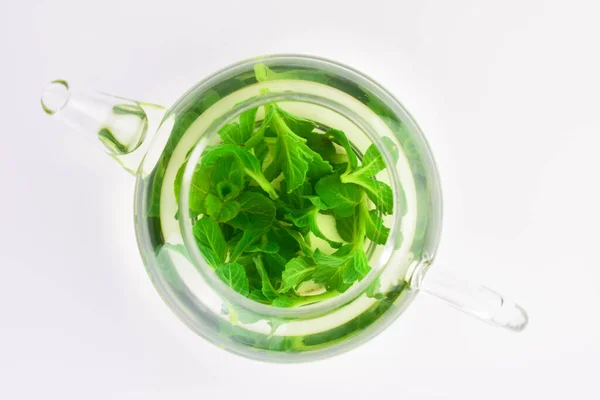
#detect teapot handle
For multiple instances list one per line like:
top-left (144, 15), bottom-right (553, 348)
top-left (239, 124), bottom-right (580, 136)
top-left (411, 264), bottom-right (529, 332)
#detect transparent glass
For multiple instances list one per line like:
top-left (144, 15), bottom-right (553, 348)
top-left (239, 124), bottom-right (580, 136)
top-left (41, 54), bottom-right (528, 362)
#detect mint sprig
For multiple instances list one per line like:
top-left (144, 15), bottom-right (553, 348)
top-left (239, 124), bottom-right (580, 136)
top-left (182, 63), bottom-right (395, 306)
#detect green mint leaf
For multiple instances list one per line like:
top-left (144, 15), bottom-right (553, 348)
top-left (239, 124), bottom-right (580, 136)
top-left (313, 246), bottom-right (371, 292)
top-left (341, 249), bottom-right (370, 284)
top-left (312, 245), bottom-right (354, 292)
top-left (285, 208), bottom-right (342, 248)
top-left (277, 108), bottom-right (317, 138)
top-left (342, 174), bottom-right (393, 215)
top-left (364, 209), bottom-right (390, 245)
top-left (244, 107), bottom-right (273, 149)
top-left (216, 181), bottom-right (241, 203)
top-left (279, 256), bottom-right (316, 293)
top-left (269, 111), bottom-right (332, 192)
top-left (230, 230), bottom-right (263, 263)
top-left (382, 136), bottom-right (400, 166)
top-left (246, 233), bottom-right (279, 253)
top-left (268, 127), bottom-right (308, 190)
top-left (228, 191), bottom-right (276, 230)
top-left (175, 162), bottom-right (213, 216)
top-left (190, 166), bottom-right (213, 214)
top-left (305, 132), bottom-right (338, 162)
top-left (303, 195), bottom-right (331, 210)
top-left (341, 137), bottom-right (398, 180)
top-left (253, 63), bottom-right (329, 84)
top-left (254, 63), bottom-right (269, 82)
top-left (204, 193), bottom-right (240, 223)
top-left (192, 216), bottom-right (227, 267)
top-left (271, 291), bottom-right (342, 308)
top-left (265, 225), bottom-right (300, 261)
top-left (271, 296), bottom-right (298, 308)
top-left (215, 263), bottom-right (250, 296)
top-left (263, 252), bottom-right (287, 282)
top-left (279, 180), bottom-right (312, 210)
top-left (356, 143), bottom-right (386, 178)
top-left (315, 175), bottom-right (362, 217)
top-left (210, 154), bottom-right (244, 201)
top-left (253, 140), bottom-right (269, 166)
top-left (218, 122), bottom-right (246, 145)
top-left (364, 180), bottom-right (394, 215)
top-left (335, 211), bottom-right (359, 243)
top-left (248, 289), bottom-right (268, 303)
top-left (226, 230), bottom-right (243, 252)
top-left (325, 129), bottom-right (358, 173)
top-left (204, 192), bottom-right (222, 216)
top-left (201, 144), bottom-right (278, 199)
top-left (237, 254), bottom-right (261, 290)
top-left (306, 149), bottom-right (335, 181)
top-left (365, 277), bottom-right (386, 299)
top-left (282, 226), bottom-right (313, 258)
top-left (253, 256), bottom-right (278, 300)
top-left (239, 108), bottom-right (257, 142)
top-left (220, 223), bottom-right (235, 242)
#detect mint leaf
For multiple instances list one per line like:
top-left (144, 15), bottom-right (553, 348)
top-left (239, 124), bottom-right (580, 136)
top-left (363, 179), bottom-right (394, 215)
top-left (355, 143), bottom-right (386, 178)
top-left (248, 289), bottom-right (268, 303)
top-left (176, 163), bottom-right (213, 215)
top-left (254, 63), bottom-right (329, 84)
top-left (364, 209), bottom-right (390, 245)
top-left (279, 180), bottom-right (312, 210)
top-left (269, 111), bottom-right (332, 192)
top-left (279, 256), bottom-right (316, 293)
top-left (215, 263), bottom-right (250, 296)
top-left (253, 140), bottom-right (269, 166)
top-left (335, 211), bottom-right (359, 243)
top-left (266, 225), bottom-right (301, 260)
top-left (253, 256), bottom-right (278, 300)
top-left (382, 136), bottom-right (400, 166)
top-left (304, 195), bottom-right (331, 210)
top-left (342, 175), bottom-right (393, 215)
top-left (263, 252), bottom-right (287, 281)
top-left (315, 175), bottom-right (362, 217)
top-left (201, 144), bottom-right (278, 200)
top-left (342, 249), bottom-right (370, 284)
top-left (341, 137), bottom-right (397, 179)
top-left (192, 216), bottom-right (227, 267)
top-left (210, 154), bottom-right (244, 201)
top-left (271, 296), bottom-right (299, 308)
top-left (229, 230), bottom-right (263, 263)
top-left (282, 226), bottom-right (313, 258)
top-left (325, 129), bottom-right (358, 173)
top-left (204, 193), bottom-right (240, 223)
top-left (285, 208), bottom-right (342, 248)
top-left (245, 107), bottom-right (273, 149)
top-left (239, 108), bottom-right (257, 142)
top-left (313, 246), bottom-right (371, 292)
top-left (218, 122), bottom-right (246, 145)
top-left (246, 233), bottom-right (279, 253)
top-left (305, 132), bottom-right (337, 162)
top-left (277, 108), bottom-right (317, 138)
top-left (228, 192), bottom-right (276, 230)
top-left (312, 245), bottom-right (353, 292)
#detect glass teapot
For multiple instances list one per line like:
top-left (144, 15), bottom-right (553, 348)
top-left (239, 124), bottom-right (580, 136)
top-left (41, 54), bottom-right (528, 362)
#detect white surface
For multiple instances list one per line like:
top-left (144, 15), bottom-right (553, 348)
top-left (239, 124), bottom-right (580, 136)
top-left (1, 1), bottom-right (599, 398)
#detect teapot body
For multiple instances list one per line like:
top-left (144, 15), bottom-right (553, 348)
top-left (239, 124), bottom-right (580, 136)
top-left (132, 55), bottom-right (442, 361)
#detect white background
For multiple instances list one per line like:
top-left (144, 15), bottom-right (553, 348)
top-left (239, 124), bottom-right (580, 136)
top-left (1, 1), bottom-right (599, 399)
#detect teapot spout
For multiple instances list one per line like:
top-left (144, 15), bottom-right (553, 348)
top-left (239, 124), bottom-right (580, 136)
top-left (41, 80), bottom-right (165, 174)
